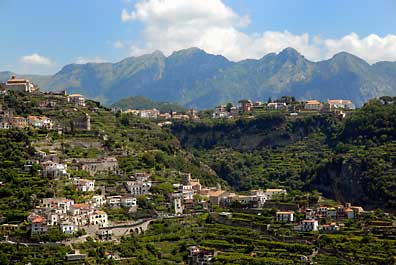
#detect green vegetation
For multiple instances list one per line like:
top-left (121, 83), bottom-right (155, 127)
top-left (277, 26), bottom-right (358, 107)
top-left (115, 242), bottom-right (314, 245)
top-left (1, 91), bottom-right (396, 264)
top-left (172, 98), bottom-right (396, 210)
top-left (112, 96), bottom-right (186, 113)
top-left (0, 244), bottom-right (71, 265)
top-left (0, 130), bottom-right (52, 222)
top-left (71, 211), bottom-right (396, 264)
top-left (5, 47), bottom-right (396, 108)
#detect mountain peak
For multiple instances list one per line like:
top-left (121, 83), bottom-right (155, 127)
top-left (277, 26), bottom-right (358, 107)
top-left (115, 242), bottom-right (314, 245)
top-left (331, 51), bottom-right (369, 66)
top-left (333, 51), bottom-right (356, 59)
top-left (279, 47), bottom-right (302, 57)
top-left (170, 47), bottom-right (206, 57)
top-left (151, 50), bottom-right (165, 57)
top-left (276, 47), bottom-right (309, 65)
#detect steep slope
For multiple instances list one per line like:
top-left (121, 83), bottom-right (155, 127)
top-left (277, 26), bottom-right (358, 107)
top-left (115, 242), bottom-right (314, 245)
top-left (186, 48), bottom-right (316, 108)
top-left (46, 51), bottom-right (166, 103)
top-left (171, 99), bottom-right (396, 210)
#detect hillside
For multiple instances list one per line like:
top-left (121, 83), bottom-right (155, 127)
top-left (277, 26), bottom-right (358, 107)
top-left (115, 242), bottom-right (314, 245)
top-left (1, 91), bottom-right (396, 264)
top-left (0, 91), bottom-right (219, 222)
top-left (171, 98), bottom-right (396, 211)
top-left (2, 47), bottom-right (396, 108)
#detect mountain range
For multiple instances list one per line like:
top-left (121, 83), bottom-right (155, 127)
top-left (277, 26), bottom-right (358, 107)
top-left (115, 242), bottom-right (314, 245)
top-left (2, 47), bottom-right (396, 109)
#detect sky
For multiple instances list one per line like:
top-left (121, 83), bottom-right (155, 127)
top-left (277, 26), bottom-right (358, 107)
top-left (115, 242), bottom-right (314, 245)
top-left (1, 0), bottom-right (396, 74)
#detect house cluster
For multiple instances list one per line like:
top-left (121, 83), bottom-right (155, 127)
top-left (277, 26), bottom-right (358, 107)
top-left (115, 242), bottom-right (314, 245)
top-left (212, 105), bottom-right (239, 118)
top-left (213, 100), bottom-right (288, 118)
top-left (106, 195), bottom-right (137, 209)
top-left (171, 172), bottom-right (287, 214)
top-left (0, 109), bottom-right (54, 130)
top-left (125, 172), bottom-right (152, 196)
top-left (37, 154), bottom-right (120, 192)
top-left (27, 185), bottom-right (145, 235)
top-left (274, 203), bottom-right (364, 232)
top-left (28, 197), bottom-right (108, 235)
top-left (123, 108), bottom-right (199, 120)
top-left (40, 157), bottom-right (69, 178)
top-left (212, 98), bottom-right (355, 119)
top-left (213, 99), bottom-right (266, 118)
top-left (304, 99), bottom-right (355, 111)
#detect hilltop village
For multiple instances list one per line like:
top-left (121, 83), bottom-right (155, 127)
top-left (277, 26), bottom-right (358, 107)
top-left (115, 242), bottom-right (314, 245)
top-left (1, 76), bottom-right (396, 264)
top-left (119, 96), bottom-right (354, 124)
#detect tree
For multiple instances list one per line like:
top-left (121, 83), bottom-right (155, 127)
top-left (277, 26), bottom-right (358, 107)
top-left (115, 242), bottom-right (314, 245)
top-left (225, 103), bottom-right (233, 112)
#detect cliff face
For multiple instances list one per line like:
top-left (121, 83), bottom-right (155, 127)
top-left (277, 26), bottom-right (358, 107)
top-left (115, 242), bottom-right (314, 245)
top-left (309, 158), bottom-right (369, 208)
top-left (308, 143), bottom-right (396, 211)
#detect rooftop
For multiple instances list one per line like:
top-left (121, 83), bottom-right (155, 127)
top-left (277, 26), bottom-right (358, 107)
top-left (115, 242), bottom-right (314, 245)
top-left (305, 100), bottom-right (322, 104)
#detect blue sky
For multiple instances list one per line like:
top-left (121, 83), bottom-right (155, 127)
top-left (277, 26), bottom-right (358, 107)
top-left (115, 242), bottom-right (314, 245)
top-left (1, 0), bottom-right (396, 74)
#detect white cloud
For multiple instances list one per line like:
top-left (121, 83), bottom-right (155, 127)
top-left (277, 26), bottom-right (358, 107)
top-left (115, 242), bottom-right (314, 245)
top-left (75, 57), bottom-right (106, 64)
top-left (323, 33), bottom-right (396, 63)
top-left (114, 41), bottom-right (125, 49)
top-left (20, 53), bottom-right (52, 65)
top-left (121, 0), bottom-right (396, 63)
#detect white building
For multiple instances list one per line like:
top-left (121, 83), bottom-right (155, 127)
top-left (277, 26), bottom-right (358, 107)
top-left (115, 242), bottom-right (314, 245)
top-left (267, 102), bottom-right (287, 110)
top-left (125, 181), bottom-right (152, 196)
top-left (121, 196), bottom-right (137, 207)
top-left (47, 212), bottom-right (59, 226)
top-left (213, 105), bottom-right (231, 119)
top-left (264, 188), bottom-right (287, 200)
top-left (89, 210), bottom-right (108, 227)
top-left (41, 198), bottom-right (74, 214)
top-left (301, 220), bottom-right (319, 232)
top-left (68, 94), bottom-right (86, 107)
top-left (139, 109), bottom-right (160, 119)
top-left (91, 195), bottom-right (106, 208)
top-left (304, 100), bottom-right (323, 111)
top-left (107, 195), bottom-right (137, 208)
top-left (107, 196), bottom-right (122, 208)
top-left (248, 190), bottom-right (268, 208)
top-left (60, 222), bottom-right (75, 234)
top-left (27, 116), bottom-right (53, 129)
top-left (76, 178), bottom-right (95, 192)
top-left (43, 163), bottom-right (68, 178)
top-left (182, 185), bottom-right (194, 202)
top-left (276, 211), bottom-right (295, 222)
top-left (320, 223), bottom-right (340, 232)
top-left (327, 99), bottom-right (354, 110)
top-left (6, 76), bottom-right (36, 93)
top-left (69, 203), bottom-right (94, 226)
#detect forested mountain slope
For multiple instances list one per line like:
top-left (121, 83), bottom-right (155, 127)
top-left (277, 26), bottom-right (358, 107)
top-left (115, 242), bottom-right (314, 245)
top-left (2, 47), bottom-right (396, 108)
